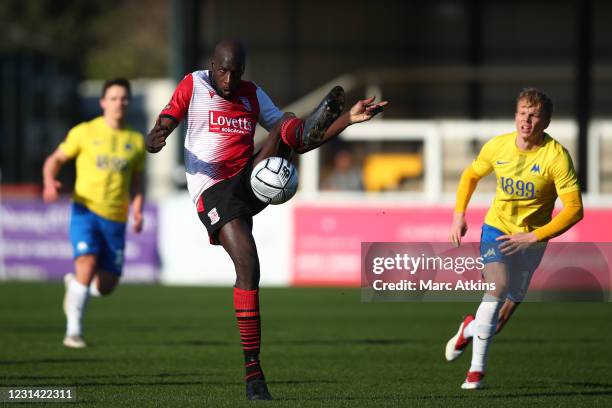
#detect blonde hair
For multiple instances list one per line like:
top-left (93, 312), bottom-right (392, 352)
top-left (517, 88), bottom-right (554, 120)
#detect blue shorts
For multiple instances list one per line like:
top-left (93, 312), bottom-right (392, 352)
top-left (69, 203), bottom-right (127, 275)
top-left (479, 224), bottom-right (547, 302)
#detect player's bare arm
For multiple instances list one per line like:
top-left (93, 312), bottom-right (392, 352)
top-left (327, 96), bottom-right (387, 137)
top-left (42, 148), bottom-right (69, 203)
top-left (349, 96), bottom-right (388, 124)
top-left (130, 170), bottom-right (145, 233)
top-left (146, 116), bottom-right (179, 153)
top-left (298, 97), bottom-right (388, 154)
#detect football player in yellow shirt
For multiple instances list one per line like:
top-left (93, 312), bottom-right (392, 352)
top-left (42, 78), bottom-right (145, 348)
top-left (444, 89), bottom-right (583, 389)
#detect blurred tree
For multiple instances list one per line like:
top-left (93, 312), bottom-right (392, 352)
top-left (85, 0), bottom-right (169, 78)
top-left (0, 0), bottom-right (168, 79)
top-left (1, 0), bottom-right (97, 58)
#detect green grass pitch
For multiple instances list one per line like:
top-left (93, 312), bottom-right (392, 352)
top-left (1, 282), bottom-right (611, 407)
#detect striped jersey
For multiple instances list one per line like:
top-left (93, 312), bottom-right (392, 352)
top-left (160, 70), bottom-right (283, 202)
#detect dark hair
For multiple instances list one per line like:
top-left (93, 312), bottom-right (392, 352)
top-left (517, 88), bottom-right (554, 120)
top-left (101, 78), bottom-right (131, 98)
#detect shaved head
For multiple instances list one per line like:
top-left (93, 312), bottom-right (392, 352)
top-left (212, 39), bottom-right (246, 67)
top-left (210, 40), bottom-right (246, 99)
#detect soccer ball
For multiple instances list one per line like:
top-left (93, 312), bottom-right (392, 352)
top-left (250, 157), bottom-right (298, 205)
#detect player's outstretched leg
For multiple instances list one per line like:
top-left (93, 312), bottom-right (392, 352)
top-left (445, 314), bottom-right (475, 362)
top-left (279, 86), bottom-right (345, 153)
top-left (301, 85), bottom-right (345, 145)
top-left (253, 86), bottom-right (345, 166)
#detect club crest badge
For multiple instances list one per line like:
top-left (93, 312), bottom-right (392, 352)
top-left (208, 207), bottom-right (220, 225)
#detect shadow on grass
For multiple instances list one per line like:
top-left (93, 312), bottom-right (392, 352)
top-left (494, 337), bottom-right (602, 344)
top-left (563, 381), bottom-right (612, 388)
top-left (2, 374), bottom-right (339, 390)
top-left (1, 372), bottom-right (203, 381)
top-left (480, 389), bottom-right (612, 399)
top-left (71, 379), bottom-right (339, 388)
top-left (279, 388), bottom-right (612, 402)
top-left (0, 358), bottom-right (106, 366)
top-left (163, 340), bottom-right (231, 347)
top-left (269, 380), bottom-right (338, 385)
top-left (156, 338), bottom-right (426, 347)
top-left (1, 325), bottom-right (62, 333)
top-left (270, 338), bottom-right (430, 346)
top-left (72, 381), bottom-right (205, 387)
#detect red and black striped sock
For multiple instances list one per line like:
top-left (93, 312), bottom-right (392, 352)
top-left (234, 287), bottom-right (264, 382)
top-left (280, 117), bottom-right (304, 150)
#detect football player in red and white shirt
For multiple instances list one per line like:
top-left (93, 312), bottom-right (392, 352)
top-left (146, 39), bottom-right (386, 400)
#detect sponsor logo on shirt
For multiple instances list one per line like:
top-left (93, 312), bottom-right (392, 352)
top-left (96, 155), bottom-right (128, 172)
top-left (531, 164), bottom-right (541, 174)
top-left (209, 111), bottom-right (255, 135)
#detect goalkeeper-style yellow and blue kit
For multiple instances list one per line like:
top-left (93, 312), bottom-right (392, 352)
top-left (59, 116), bottom-right (145, 274)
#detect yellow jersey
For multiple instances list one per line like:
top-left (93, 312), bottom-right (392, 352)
top-left (472, 131), bottom-right (580, 234)
top-left (59, 116), bottom-right (145, 222)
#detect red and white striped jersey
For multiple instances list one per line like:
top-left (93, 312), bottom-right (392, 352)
top-left (160, 70), bottom-right (283, 202)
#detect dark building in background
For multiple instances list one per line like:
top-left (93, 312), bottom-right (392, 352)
top-left (3, 0), bottom-right (612, 190)
top-left (171, 0), bottom-right (612, 191)
top-left (171, 0), bottom-right (610, 117)
top-left (0, 55), bottom-right (80, 188)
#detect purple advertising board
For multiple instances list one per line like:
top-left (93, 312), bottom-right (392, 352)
top-left (0, 199), bottom-right (159, 283)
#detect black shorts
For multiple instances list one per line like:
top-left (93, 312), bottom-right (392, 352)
top-left (196, 158), bottom-right (267, 245)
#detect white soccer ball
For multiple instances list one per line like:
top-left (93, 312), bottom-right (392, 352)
top-left (250, 157), bottom-right (298, 205)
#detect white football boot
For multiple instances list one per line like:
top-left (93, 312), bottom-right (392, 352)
top-left (445, 314), bottom-right (475, 362)
top-left (461, 371), bottom-right (485, 389)
top-left (63, 335), bottom-right (87, 349)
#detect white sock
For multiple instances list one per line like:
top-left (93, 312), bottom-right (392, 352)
top-left (469, 294), bottom-right (504, 373)
top-left (89, 281), bottom-right (101, 297)
top-left (66, 280), bottom-right (89, 337)
top-left (463, 320), bottom-right (475, 339)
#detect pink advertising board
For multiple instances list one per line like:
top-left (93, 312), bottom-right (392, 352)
top-left (292, 204), bottom-right (612, 287)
